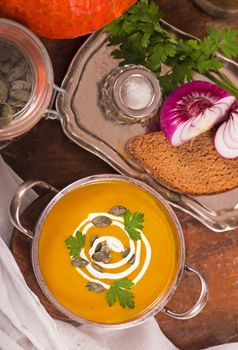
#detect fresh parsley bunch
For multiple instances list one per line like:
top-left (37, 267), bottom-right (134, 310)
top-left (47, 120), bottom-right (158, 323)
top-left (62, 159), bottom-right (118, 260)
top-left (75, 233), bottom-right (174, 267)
top-left (105, 0), bottom-right (238, 97)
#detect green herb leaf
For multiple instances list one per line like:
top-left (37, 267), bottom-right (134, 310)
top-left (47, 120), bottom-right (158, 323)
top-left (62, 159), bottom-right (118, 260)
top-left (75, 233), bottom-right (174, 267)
top-left (106, 278), bottom-right (135, 309)
top-left (208, 27), bottom-right (238, 59)
top-left (123, 210), bottom-right (144, 240)
top-left (65, 231), bottom-right (86, 259)
top-left (105, 0), bottom-right (238, 97)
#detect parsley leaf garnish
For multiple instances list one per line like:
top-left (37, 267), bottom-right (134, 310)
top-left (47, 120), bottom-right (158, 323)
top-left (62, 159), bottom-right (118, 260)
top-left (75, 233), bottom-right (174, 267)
top-left (123, 210), bottom-right (144, 240)
top-left (105, 0), bottom-right (238, 98)
top-left (106, 278), bottom-right (135, 309)
top-left (65, 231), bottom-right (86, 259)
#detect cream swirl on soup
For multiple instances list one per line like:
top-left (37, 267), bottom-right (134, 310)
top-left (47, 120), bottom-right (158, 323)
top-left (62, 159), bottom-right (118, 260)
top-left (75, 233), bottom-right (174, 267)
top-left (71, 212), bottom-right (151, 289)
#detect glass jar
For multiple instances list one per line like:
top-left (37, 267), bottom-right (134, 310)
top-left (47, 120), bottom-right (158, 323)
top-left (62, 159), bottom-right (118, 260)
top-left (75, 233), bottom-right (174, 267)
top-left (0, 19), bottom-right (54, 146)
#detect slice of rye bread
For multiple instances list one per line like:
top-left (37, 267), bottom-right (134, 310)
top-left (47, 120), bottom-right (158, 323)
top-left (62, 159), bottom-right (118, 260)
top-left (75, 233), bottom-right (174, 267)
top-left (126, 130), bottom-right (238, 195)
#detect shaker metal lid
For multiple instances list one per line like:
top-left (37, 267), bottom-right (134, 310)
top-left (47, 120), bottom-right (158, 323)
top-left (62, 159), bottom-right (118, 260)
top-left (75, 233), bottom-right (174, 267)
top-left (112, 66), bottom-right (161, 120)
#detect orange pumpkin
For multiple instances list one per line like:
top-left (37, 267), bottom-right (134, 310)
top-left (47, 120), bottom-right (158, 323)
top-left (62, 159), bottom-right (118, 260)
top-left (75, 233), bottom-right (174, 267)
top-left (0, 0), bottom-right (136, 39)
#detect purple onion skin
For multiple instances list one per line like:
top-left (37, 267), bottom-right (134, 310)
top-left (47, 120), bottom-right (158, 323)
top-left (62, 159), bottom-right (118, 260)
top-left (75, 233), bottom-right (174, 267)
top-left (160, 81), bottom-right (232, 144)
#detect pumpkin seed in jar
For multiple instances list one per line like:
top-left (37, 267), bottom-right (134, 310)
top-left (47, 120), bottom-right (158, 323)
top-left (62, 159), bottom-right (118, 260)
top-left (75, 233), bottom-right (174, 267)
top-left (25, 72), bottom-right (32, 83)
top-left (0, 46), bottom-right (11, 62)
top-left (86, 282), bottom-right (105, 293)
top-left (11, 80), bottom-right (32, 92)
top-left (0, 78), bottom-right (9, 103)
top-left (109, 205), bottom-right (127, 216)
top-left (7, 64), bottom-right (26, 82)
top-left (8, 100), bottom-right (26, 114)
top-left (0, 103), bottom-right (13, 127)
top-left (92, 216), bottom-right (112, 227)
top-left (1, 62), bottom-right (12, 75)
top-left (9, 90), bottom-right (30, 103)
top-left (10, 48), bottom-right (21, 65)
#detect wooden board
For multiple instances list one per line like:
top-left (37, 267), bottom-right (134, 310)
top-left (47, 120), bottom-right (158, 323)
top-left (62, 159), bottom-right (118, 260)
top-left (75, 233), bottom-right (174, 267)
top-left (4, 0), bottom-right (238, 348)
top-left (10, 193), bottom-right (238, 349)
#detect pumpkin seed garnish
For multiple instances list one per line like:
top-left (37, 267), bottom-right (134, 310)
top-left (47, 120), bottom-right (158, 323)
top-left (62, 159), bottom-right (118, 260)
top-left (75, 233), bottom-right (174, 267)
top-left (100, 242), bottom-right (110, 255)
top-left (92, 216), bottom-right (112, 227)
top-left (86, 282), bottom-right (105, 293)
top-left (109, 205), bottom-right (127, 216)
top-left (92, 263), bottom-right (104, 273)
top-left (128, 254), bottom-right (135, 265)
top-left (71, 257), bottom-right (89, 267)
top-left (121, 247), bottom-right (130, 258)
top-left (95, 242), bottom-right (102, 253)
top-left (90, 235), bottom-right (99, 247)
top-left (92, 251), bottom-right (110, 264)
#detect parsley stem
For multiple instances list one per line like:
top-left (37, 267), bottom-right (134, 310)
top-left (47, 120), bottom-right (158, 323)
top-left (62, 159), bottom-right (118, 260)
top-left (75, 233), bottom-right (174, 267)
top-left (206, 72), bottom-right (238, 98)
top-left (216, 71), bottom-right (238, 90)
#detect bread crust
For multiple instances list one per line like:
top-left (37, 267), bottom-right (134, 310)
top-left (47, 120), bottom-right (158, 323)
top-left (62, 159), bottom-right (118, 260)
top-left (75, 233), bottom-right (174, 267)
top-left (126, 131), bottom-right (238, 195)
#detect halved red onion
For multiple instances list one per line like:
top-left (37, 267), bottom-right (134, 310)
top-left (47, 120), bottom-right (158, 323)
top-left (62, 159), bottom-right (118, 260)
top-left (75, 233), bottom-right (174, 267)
top-left (215, 111), bottom-right (238, 159)
top-left (160, 81), bottom-right (236, 147)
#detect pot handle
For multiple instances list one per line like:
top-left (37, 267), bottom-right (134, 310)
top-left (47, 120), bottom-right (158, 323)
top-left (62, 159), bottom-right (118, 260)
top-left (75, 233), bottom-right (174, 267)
top-left (9, 180), bottom-right (59, 239)
top-left (162, 265), bottom-right (208, 320)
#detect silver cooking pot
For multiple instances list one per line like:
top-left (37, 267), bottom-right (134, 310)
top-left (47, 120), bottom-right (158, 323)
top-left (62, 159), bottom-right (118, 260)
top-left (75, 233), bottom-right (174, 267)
top-left (10, 174), bottom-right (208, 329)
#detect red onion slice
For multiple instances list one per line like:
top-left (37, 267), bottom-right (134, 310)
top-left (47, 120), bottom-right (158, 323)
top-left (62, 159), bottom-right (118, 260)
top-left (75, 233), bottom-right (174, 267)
top-left (223, 118), bottom-right (238, 149)
top-left (160, 81), bottom-right (236, 147)
top-left (229, 118), bottom-right (238, 142)
top-left (231, 112), bottom-right (238, 134)
top-left (215, 116), bottom-right (238, 159)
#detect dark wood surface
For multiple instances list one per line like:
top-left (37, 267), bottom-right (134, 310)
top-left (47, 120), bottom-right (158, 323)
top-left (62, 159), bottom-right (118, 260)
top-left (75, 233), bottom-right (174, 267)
top-left (2, 0), bottom-right (238, 349)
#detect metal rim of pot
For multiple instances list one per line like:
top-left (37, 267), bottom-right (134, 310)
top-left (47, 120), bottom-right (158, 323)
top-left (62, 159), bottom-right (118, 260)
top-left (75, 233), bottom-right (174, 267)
top-left (10, 174), bottom-right (209, 329)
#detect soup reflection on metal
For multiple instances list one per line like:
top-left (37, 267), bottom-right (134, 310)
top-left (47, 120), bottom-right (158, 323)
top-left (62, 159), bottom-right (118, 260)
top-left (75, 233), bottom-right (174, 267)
top-left (101, 65), bottom-right (162, 124)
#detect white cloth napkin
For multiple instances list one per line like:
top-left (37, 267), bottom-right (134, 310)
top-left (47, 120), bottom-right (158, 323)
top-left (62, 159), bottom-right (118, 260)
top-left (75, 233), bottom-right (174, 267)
top-left (0, 154), bottom-right (237, 350)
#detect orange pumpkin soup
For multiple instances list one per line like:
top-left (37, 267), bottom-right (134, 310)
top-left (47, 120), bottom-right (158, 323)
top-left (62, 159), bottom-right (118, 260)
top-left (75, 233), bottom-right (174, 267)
top-left (38, 180), bottom-right (180, 324)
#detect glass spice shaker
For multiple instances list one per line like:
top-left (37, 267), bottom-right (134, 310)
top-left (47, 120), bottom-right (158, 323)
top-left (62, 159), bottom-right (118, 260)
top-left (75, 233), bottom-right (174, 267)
top-left (100, 65), bottom-right (162, 124)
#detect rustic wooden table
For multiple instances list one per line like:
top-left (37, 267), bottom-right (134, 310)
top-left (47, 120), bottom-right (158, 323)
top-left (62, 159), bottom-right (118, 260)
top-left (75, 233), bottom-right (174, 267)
top-left (1, 1), bottom-right (238, 349)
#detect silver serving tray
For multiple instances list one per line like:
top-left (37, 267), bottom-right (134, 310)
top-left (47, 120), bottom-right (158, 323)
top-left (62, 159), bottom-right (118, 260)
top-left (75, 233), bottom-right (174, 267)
top-left (55, 25), bottom-right (238, 233)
